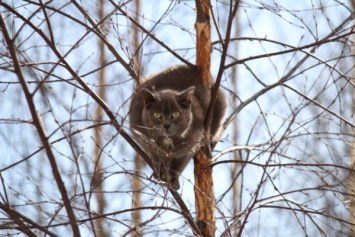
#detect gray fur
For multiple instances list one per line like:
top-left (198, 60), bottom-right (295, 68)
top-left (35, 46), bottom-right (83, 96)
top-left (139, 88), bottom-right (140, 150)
top-left (129, 64), bottom-right (227, 189)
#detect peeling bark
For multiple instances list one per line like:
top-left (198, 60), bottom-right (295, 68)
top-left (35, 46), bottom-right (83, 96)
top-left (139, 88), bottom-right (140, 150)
top-left (194, 0), bottom-right (216, 236)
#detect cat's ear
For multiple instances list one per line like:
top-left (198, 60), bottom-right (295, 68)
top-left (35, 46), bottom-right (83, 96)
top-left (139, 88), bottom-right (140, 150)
top-left (142, 88), bottom-right (157, 107)
top-left (178, 86), bottom-right (195, 108)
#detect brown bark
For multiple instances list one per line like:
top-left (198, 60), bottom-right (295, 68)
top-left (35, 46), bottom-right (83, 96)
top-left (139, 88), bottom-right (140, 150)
top-left (194, 0), bottom-right (216, 236)
top-left (194, 148), bottom-right (216, 237)
top-left (195, 0), bottom-right (212, 85)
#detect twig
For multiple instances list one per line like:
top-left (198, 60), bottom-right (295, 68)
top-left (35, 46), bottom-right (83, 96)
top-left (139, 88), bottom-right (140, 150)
top-left (108, 0), bottom-right (194, 68)
top-left (0, 12), bottom-right (81, 237)
top-left (0, 3), bottom-right (201, 235)
top-left (223, 12), bottom-right (355, 129)
top-left (0, 202), bottom-right (58, 237)
top-left (0, 0), bottom-right (154, 168)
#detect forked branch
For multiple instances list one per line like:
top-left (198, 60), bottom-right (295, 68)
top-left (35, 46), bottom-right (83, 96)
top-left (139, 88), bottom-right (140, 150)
top-left (0, 12), bottom-right (81, 237)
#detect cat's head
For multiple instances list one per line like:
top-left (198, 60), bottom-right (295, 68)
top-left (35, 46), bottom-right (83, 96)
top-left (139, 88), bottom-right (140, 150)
top-left (141, 86), bottom-right (195, 138)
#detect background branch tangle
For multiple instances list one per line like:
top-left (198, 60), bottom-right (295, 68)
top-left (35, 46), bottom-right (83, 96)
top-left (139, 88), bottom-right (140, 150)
top-left (0, 1), bottom-right (354, 237)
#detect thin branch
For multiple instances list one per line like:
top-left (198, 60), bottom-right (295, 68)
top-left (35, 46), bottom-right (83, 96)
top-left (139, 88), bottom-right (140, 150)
top-left (222, 32), bottom-right (355, 69)
top-left (205, 0), bottom-right (240, 140)
top-left (69, 0), bottom-right (139, 80)
top-left (0, 0), bottom-right (153, 168)
top-left (212, 159), bottom-right (354, 178)
top-left (168, 188), bottom-right (202, 236)
top-left (0, 202), bottom-right (58, 237)
top-left (108, 0), bottom-right (194, 68)
top-left (0, 3), bottom-right (201, 235)
top-left (283, 84), bottom-right (355, 128)
top-left (223, 12), bottom-right (355, 129)
top-left (0, 12), bottom-right (81, 237)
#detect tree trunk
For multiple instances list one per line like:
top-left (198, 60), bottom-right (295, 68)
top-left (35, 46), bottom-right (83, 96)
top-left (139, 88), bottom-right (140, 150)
top-left (194, 1), bottom-right (216, 236)
top-left (348, 1), bottom-right (355, 236)
top-left (131, 1), bottom-right (143, 236)
top-left (349, 143), bottom-right (355, 236)
top-left (93, 0), bottom-right (107, 236)
top-left (231, 12), bottom-right (241, 236)
top-left (348, 80), bottom-right (355, 236)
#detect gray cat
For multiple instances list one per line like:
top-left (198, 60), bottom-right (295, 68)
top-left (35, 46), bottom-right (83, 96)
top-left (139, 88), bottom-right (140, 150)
top-left (129, 64), bottom-right (227, 189)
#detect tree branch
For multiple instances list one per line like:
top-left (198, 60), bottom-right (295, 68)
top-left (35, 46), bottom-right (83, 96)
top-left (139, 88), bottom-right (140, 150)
top-left (0, 12), bottom-right (81, 237)
top-left (108, 0), bottom-right (194, 68)
top-left (0, 202), bottom-right (58, 237)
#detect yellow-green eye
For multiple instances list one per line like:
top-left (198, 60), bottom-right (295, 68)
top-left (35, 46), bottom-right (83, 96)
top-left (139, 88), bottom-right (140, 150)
top-left (172, 112), bottom-right (180, 118)
top-left (153, 112), bottom-right (161, 119)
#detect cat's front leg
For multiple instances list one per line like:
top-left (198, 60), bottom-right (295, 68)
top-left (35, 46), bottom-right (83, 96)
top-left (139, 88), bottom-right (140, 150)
top-left (168, 155), bottom-right (193, 190)
top-left (152, 156), bottom-right (177, 188)
top-left (169, 176), bottom-right (180, 190)
top-left (160, 157), bottom-right (184, 190)
top-left (158, 161), bottom-right (171, 182)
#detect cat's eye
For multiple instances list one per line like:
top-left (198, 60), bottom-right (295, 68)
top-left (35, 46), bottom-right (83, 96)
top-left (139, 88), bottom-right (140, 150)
top-left (172, 112), bottom-right (180, 118)
top-left (152, 112), bottom-right (161, 119)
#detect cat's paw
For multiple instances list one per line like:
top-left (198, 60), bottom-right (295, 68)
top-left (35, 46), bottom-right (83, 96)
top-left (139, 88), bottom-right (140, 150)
top-left (152, 167), bottom-right (180, 189)
top-left (152, 169), bottom-right (170, 181)
top-left (170, 178), bottom-right (180, 190)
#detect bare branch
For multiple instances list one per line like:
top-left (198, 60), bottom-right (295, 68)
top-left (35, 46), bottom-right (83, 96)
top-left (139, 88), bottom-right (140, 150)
top-left (0, 11), bottom-right (81, 237)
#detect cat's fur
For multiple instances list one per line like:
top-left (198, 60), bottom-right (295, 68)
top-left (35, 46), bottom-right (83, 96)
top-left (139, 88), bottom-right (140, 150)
top-left (129, 64), bottom-right (227, 189)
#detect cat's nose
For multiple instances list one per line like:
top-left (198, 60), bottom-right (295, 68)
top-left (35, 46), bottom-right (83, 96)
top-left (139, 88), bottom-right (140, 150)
top-left (163, 124), bottom-right (170, 130)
